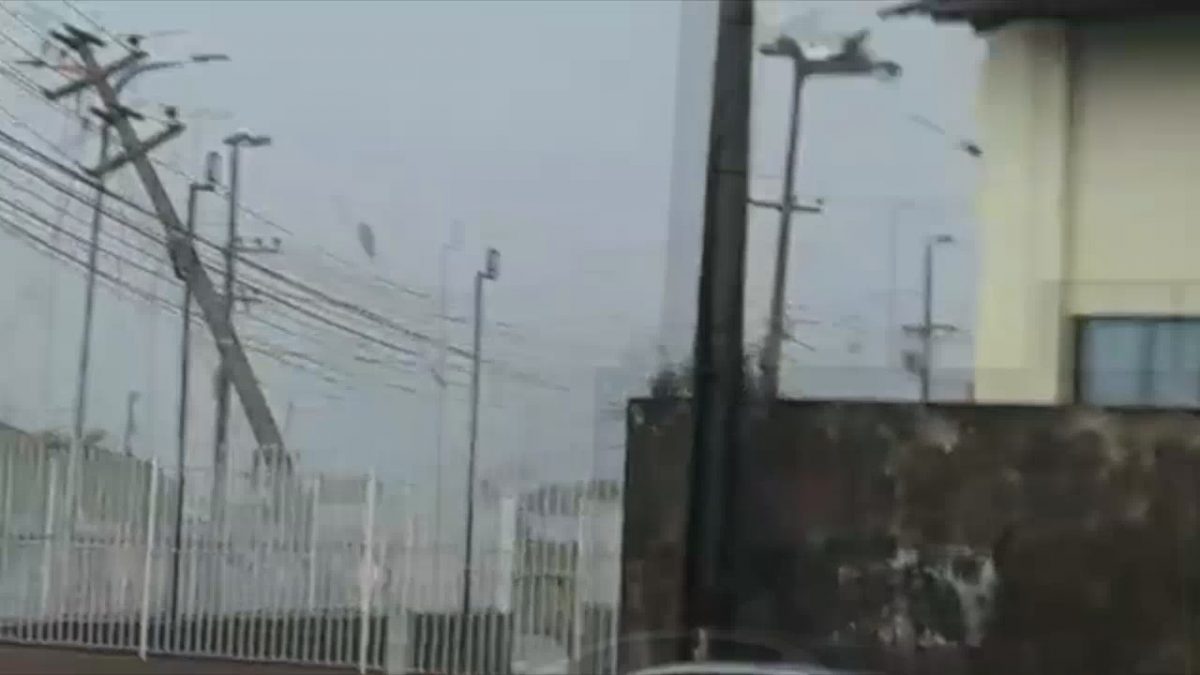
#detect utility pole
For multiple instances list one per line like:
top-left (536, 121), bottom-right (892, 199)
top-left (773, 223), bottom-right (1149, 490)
top-left (755, 30), bottom-right (898, 400)
top-left (753, 44), bottom-right (821, 400)
top-left (461, 247), bottom-right (499, 637)
top-left (903, 234), bottom-right (955, 402)
top-left (170, 151), bottom-right (220, 622)
top-left (684, 0), bottom-right (752, 655)
top-left (49, 24), bottom-right (287, 523)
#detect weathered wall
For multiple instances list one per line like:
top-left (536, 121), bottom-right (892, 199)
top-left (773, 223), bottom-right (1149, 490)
top-left (621, 399), bottom-right (1200, 675)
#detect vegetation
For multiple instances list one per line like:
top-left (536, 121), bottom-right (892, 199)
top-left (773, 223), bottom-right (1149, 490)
top-left (646, 354), bottom-right (766, 400)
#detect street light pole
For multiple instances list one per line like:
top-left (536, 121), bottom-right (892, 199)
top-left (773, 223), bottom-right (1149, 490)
top-left (212, 130), bottom-right (270, 525)
top-left (919, 234), bottom-right (954, 402)
top-left (759, 57), bottom-right (805, 401)
top-left (756, 32), bottom-right (899, 399)
top-left (67, 123), bottom-right (109, 519)
top-left (461, 247), bottom-right (500, 634)
top-left (170, 150), bottom-right (220, 622)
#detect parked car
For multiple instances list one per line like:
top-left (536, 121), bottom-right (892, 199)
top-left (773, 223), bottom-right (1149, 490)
top-left (631, 662), bottom-right (880, 675)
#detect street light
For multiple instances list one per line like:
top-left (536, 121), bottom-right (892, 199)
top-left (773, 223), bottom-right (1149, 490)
top-left (461, 247), bottom-right (500, 631)
top-left (211, 130), bottom-right (271, 525)
top-left (112, 53), bottom-right (230, 97)
top-left (907, 113), bottom-right (982, 158)
top-left (756, 29), bottom-right (900, 400)
top-left (170, 149), bottom-right (221, 622)
top-left (918, 234), bottom-right (955, 402)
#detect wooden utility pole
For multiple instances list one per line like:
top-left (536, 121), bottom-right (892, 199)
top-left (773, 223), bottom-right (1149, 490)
top-left (684, 0), bottom-right (753, 655)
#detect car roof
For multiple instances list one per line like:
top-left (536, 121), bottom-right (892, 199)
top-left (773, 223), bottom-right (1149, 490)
top-left (631, 662), bottom-right (875, 675)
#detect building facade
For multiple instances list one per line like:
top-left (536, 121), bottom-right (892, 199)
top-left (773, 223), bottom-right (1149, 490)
top-left (898, 4), bottom-right (1200, 404)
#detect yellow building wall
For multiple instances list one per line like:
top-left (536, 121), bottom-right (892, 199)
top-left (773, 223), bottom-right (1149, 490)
top-left (973, 15), bottom-right (1200, 403)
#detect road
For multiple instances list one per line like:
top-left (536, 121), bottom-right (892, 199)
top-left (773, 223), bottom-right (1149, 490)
top-left (0, 644), bottom-right (354, 674)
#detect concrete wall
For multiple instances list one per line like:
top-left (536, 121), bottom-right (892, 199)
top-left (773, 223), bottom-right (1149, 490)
top-left (621, 399), bottom-right (1200, 675)
top-left (973, 16), bottom-right (1200, 402)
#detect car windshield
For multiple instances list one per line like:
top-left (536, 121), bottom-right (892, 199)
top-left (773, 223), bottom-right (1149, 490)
top-left (0, 2), bottom-right (1191, 675)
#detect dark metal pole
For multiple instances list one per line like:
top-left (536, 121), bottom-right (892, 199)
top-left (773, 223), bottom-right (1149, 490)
top-left (920, 239), bottom-right (933, 403)
top-left (120, 390), bottom-right (138, 455)
top-left (461, 269), bottom-right (485, 628)
top-left (760, 63), bottom-right (805, 399)
top-left (212, 143), bottom-right (239, 525)
top-left (170, 182), bottom-right (201, 621)
top-left (684, 0), bottom-right (753, 656)
top-left (65, 124), bottom-right (110, 530)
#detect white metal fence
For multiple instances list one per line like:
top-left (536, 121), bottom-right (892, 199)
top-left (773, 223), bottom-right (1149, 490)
top-left (0, 436), bottom-right (622, 674)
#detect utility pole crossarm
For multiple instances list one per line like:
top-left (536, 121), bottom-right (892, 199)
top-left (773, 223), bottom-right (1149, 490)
top-left (747, 197), bottom-right (823, 214)
top-left (902, 322), bottom-right (957, 335)
top-left (87, 122), bottom-right (184, 176)
top-left (44, 47), bottom-right (144, 101)
top-left (66, 34), bottom-right (285, 454)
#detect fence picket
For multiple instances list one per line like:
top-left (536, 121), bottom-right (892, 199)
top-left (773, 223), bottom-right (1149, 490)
top-left (0, 440), bottom-right (623, 674)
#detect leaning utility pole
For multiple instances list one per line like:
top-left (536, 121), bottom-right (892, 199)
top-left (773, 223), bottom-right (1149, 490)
top-left (684, 0), bottom-right (752, 657)
top-left (49, 25), bottom-right (286, 505)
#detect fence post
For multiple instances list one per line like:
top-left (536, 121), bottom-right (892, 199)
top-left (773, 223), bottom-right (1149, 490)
top-left (139, 460), bottom-right (160, 660)
top-left (571, 500), bottom-right (588, 672)
top-left (1, 447), bottom-right (13, 578)
top-left (384, 506), bottom-right (415, 675)
top-left (39, 457), bottom-right (58, 621)
top-left (358, 472), bottom-right (377, 674)
top-left (306, 476), bottom-right (321, 612)
top-left (495, 495), bottom-right (516, 613)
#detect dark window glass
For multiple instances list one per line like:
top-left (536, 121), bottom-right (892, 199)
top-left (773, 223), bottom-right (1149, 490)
top-left (1078, 317), bottom-right (1200, 407)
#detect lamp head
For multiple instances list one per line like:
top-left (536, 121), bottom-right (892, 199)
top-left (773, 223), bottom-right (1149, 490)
top-left (484, 247), bottom-right (500, 281)
top-left (203, 150), bottom-right (221, 187)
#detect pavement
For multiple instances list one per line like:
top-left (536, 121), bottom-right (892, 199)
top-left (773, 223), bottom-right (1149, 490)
top-left (0, 644), bottom-right (354, 674)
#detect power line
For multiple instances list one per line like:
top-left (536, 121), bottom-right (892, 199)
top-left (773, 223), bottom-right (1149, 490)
top-left (0, 130), bottom-right (446, 350)
top-left (0, 137), bottom-right (432, 354)
top-left (2, 130), bottom-right (570, 393)
top-left (0, 106), bottom-right (454, 358)
top-left (59, 1), bottom-right (130, 55)
top-left (0, 207), bottom-right (395, 393)
top-left (1, 99), bottom-right (570, 390)
top-left (0, 59), bottom-right (46, 97)
top-left (0, 24), bottom-right (56, 70)
top-left (0, 3), bottom-right (82, 70)
top-left (0, 185), bottom-right (427, 369)
top-left (0, 171), bottom-right (402, 375)
top-left (0, 101), bottom-right (85, 166)
top-left (0, 169), bottom-right (166, 264)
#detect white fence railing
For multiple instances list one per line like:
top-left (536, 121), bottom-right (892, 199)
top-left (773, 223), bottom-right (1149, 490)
top-left (0, 437), bottom-right (621, 674)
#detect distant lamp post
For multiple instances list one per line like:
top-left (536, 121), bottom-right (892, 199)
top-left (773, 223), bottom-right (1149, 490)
top-left (757, 29), bottom-right (900, 400)
top-left (170, 149), bottom-right (221, 622)
top-left (211, 130), bottom-right (271, 522)
top-left (905, 234), bottom-right (956, 403)
top-left (461, 247), bottom-right (500, 626)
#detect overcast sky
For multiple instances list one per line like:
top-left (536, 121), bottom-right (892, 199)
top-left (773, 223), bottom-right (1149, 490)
top-left (0, 1), bottom-right (982, 526)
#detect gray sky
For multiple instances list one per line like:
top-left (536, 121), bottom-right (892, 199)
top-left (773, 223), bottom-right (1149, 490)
top-left (0, 1), bottom-right (982, 524)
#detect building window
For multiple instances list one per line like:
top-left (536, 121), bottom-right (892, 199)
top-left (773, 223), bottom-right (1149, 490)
top-left (1077, 317), bottom-right (1200, 408)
